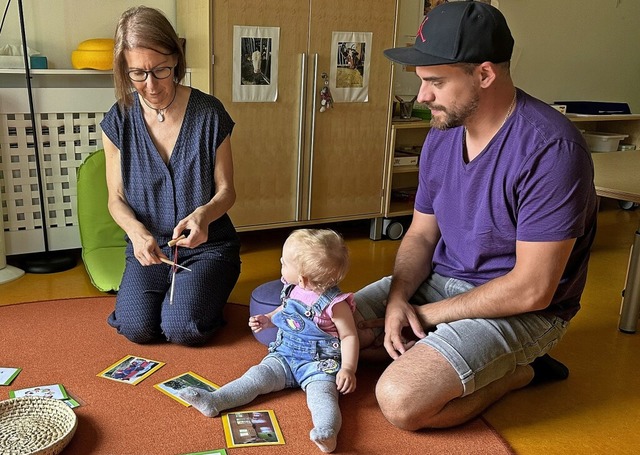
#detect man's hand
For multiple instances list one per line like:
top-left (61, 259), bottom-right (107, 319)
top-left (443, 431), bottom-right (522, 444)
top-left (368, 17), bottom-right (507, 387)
top-left (382, 299), bottom-right (427, 359)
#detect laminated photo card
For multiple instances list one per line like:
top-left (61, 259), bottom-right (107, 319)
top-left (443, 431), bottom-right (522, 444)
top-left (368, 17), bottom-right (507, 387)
top-left (63, 397), bottom-right (81, 408)
top-left (181, 450), bottom-right (227, 455)
top-left (222, 410), bottom-right (285, 448)
top-left (9, 383), bottom-right (68, 400)
top-left (0, 367), bottom-right (21, 386)
top-left (155, 371), bottom-right (220, 407)
top-left (98, 355), bottom-right (165, 385)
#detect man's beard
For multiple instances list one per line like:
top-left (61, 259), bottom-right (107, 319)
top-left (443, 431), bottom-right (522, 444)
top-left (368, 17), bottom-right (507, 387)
top-left (428, 92), bottom-right (480, 130)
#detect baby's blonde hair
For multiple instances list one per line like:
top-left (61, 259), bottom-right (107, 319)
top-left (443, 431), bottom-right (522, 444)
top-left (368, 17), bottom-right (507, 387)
top-left (284, 229), bottom-right (350, 293)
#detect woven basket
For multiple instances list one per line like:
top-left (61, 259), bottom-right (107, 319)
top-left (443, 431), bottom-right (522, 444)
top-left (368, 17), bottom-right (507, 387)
top-left (0, 397), bottom-right (77, 455)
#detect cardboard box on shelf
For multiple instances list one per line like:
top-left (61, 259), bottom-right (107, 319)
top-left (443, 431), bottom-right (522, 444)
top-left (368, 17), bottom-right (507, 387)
top-left (394, 148), bottom-right (420, 167)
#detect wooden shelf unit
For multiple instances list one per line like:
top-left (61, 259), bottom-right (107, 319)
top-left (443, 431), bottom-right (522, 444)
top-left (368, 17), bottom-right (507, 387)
top-left (385, 120), bottom-right (430, 218)
top-left (568, 114), bottom-right (640, 150)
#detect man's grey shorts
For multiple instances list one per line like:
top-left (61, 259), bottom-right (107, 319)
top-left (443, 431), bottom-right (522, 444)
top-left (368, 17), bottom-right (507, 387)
top-left (355, 273), bottom-right (569, 396)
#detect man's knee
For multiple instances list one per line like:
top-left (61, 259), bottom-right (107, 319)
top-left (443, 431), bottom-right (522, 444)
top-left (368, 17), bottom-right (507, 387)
top-left (375, 376), bottom-right (430, 431)
top-left (374, 345), bottom-right (462, 430)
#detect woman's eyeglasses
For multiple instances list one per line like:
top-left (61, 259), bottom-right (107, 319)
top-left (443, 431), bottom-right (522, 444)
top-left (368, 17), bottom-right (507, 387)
top-left (127, 65), bottom-right (175, 82)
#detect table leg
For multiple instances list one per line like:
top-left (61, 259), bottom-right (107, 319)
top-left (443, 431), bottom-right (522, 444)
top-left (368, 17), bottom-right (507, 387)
top-left (619, 228), bottom-right (640, 333)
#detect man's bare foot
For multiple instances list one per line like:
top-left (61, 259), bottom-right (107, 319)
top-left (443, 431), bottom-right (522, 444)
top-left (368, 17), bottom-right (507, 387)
top-left (354, 308), bottom-right (377, 348)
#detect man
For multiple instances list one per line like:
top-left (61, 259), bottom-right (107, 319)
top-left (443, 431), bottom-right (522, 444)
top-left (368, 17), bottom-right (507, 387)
top-left (356, 1), bottom-right (597, 431)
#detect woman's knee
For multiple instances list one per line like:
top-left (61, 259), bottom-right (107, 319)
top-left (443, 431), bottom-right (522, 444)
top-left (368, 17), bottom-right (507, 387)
top-left (161, 313), bottom-right (223, 346)
top-left (162, 323), bottom-right (216, 346)
top-left (117, 322), bottom-right (162, 344)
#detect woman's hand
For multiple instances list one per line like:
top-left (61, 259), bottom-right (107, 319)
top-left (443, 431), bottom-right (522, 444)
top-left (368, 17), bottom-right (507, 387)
top-left (130, 231), bottom-right (165, 266)
top-left (172, 207), bottom-right (209, 248)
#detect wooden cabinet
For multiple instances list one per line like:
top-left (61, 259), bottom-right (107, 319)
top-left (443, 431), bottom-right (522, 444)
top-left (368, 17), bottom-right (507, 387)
top-left (177, 0), bottom-right (398, 231)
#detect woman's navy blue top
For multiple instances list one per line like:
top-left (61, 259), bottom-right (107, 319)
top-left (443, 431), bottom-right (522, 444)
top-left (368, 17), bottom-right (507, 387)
top-left (100, 88), bottom-right (239, 258)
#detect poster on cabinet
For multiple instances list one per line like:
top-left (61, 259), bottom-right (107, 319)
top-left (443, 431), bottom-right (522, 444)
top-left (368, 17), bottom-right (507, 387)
top-left (233, 26), bottom-right (280, 102)
top-left (329, 31), bottom-right (372, 103)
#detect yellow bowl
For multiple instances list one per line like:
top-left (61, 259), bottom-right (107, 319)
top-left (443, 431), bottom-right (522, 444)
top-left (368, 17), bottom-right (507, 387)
top-left (71, 38), bottom-right (114, 70)
top-left (77, 38), bottom-right (114, 51)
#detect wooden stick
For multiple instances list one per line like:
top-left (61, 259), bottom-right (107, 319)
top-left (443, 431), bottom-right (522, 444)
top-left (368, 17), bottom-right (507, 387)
top-left (159, 257), bottom-right (192, 272)
top-left (167, 234), bottom-right (186, 247)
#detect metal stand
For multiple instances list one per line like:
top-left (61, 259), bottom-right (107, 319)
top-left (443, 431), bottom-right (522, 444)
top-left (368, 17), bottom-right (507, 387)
top-left (619, 228), bottom-right (640, 333)
top-left (11, 0), bottom-right (76, 273)
top-left (0, 265), bottom-right (25, 284)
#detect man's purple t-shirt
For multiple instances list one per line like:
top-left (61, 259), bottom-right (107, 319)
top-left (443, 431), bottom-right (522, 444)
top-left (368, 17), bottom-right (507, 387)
top-left (414, 89), bottom-right (597, 320)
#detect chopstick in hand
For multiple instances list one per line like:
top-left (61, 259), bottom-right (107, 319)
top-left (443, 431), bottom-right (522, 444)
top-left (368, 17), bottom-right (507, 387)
top-left (167, 234), bottom-right (186, 248)
top-left (159, 257), bottom-right (192, 272)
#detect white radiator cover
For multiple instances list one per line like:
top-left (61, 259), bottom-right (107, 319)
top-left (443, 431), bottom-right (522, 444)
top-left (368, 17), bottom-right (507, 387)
top-left (0, 87), bottom-right (114, 255)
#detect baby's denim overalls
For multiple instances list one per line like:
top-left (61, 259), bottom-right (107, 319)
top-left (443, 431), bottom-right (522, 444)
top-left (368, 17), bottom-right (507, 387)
top-left (265, 284), bottom-right (343, 390)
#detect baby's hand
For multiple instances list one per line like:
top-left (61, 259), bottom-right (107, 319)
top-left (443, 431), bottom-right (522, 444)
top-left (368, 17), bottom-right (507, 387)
top-left (336, 368), bottom-right (356, 394)
top-left (248, 314), bottom-right (273, 333)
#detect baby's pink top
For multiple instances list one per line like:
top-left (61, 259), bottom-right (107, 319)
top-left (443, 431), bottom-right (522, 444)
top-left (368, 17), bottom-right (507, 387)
top-left (288, 285), bottom-right (355, 338)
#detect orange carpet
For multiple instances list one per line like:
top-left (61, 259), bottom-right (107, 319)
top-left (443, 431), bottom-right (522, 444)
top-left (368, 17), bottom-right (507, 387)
top-left (0, 297), bottom-right (514, 455)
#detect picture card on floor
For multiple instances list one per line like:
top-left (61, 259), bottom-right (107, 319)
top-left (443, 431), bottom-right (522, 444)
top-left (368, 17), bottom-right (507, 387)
top-left (154, 371), bottom-right (220, 407)
top-left (222, 410), bottom-right (285, 448)
top-left (9, 383), bottom-right (68, 399)
top-left (181, 450), bottom-right (227, 455)
top-left (98, 355), bottom-right (165, 385)
top-left (64, 397), bottom-right (81, 408)
top-left (0, 367), bottom-right (21, 386)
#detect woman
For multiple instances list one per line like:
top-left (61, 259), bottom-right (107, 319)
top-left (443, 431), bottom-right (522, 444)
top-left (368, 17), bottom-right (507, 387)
top-left (101, 6), bottom-right (241, 346)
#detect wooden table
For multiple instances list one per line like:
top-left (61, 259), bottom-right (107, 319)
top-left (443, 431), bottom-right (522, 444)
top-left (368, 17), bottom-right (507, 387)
top-left (591, 151), bottom-right (640, 333)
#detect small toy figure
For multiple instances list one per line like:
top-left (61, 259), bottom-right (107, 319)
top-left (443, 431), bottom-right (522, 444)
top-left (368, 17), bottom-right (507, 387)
top-left (320, 72), bottom-right (334, 113)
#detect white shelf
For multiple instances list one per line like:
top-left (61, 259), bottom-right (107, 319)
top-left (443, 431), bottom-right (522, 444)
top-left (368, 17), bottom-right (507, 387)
top-left (0, 68), bottom-right (112, 75)
top-left (567, 113), bottom-right (640, 122)
top-left (0, 68), bottom-right (193, 76)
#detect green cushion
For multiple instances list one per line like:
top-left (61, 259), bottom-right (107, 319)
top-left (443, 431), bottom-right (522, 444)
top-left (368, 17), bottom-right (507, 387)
top-left (77, 149), bottom-right (127, 292)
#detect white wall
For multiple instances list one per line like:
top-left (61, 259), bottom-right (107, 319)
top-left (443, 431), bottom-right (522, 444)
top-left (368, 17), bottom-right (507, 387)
top-left (393, 0), bottom-right (640, 113)
top-left (0, 0), bottom-right (175, 69)
top-left (3, 0), bottom-right (639, 112)
top-left (502, 0), bottom-right (640, 112)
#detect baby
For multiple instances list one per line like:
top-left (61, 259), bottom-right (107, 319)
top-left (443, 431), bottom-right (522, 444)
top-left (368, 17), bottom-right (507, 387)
top-left (178, 228), bottom-right (358, 453)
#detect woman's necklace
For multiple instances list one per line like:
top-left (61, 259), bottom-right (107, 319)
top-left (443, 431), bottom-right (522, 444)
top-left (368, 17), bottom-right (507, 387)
top-left (140, 84), bottom-right (178, 122)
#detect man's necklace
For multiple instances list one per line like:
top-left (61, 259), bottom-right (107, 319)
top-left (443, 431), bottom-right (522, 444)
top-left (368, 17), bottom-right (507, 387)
top-left (499, 90), bottom-right (517, 130)
top-left (140, 85), bottom-right (178, 122)
top-left (464, 90), bottom-right (517, 142)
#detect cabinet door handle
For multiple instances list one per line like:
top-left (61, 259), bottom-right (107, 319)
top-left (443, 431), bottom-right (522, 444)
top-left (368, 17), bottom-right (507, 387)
top-left (307, 53), bottom-right (319, 220)
top-left (296, 52), bottom-right (307, 221)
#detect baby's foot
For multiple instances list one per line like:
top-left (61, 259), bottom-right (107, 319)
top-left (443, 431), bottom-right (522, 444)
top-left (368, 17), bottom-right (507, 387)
top-left (310, 427), bottom-right (337, 453)
top-left (176, 387), bottom-right (219, 417)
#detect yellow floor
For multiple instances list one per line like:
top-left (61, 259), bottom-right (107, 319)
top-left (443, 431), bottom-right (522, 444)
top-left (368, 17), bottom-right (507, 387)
top-left (2, 200), bottom-right (639, 453)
